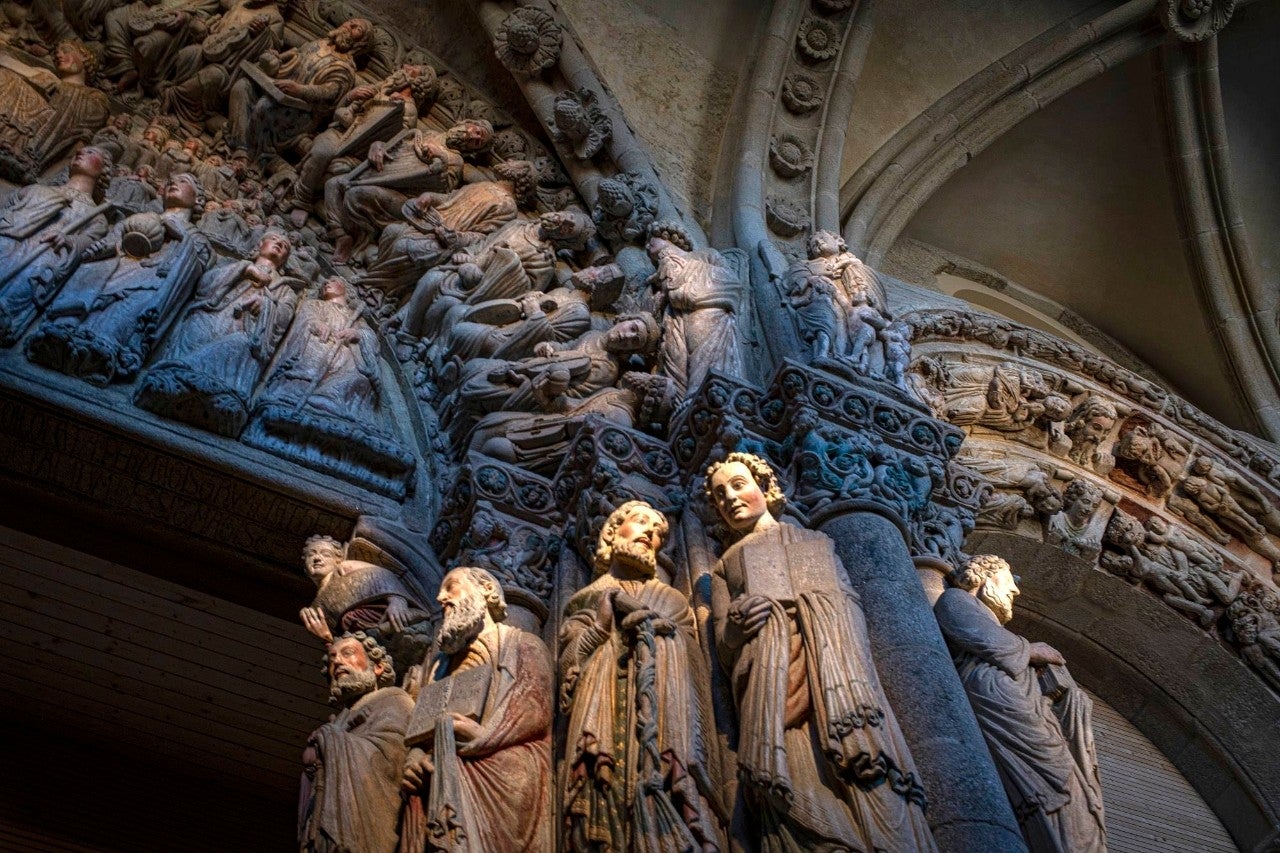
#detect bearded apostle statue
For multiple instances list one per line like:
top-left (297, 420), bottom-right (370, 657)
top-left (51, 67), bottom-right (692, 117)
top-left (704, 452), bottom-right (936, 852)
top-left (559, 500), bottom-right (724, 852)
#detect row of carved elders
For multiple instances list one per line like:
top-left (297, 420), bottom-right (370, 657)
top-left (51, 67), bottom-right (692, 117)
top-left (294, 448), bottom-right (962, 845)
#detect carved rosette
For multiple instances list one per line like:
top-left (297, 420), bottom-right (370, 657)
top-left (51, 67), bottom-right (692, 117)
top-left (781, 73), bottom-right (824, 115)
top-left (1159, 0), bottom-right (1235, 41)
top-left (796, 16), bottom-right (842, 63)
top-left (430, 455), bottom-right (564, 620)
top-left (769, 134), bottom-right (814, 179)
top-left (494, 6), bottom-right (563, 74)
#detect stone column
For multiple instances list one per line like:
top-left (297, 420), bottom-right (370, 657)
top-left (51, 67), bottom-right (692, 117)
top-left (822, 510), bottom-right (1025, 853)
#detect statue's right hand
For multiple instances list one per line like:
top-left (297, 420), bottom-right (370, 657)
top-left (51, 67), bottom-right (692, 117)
top-left (368, 141), bottom-right (386, 171)
top-left (300, 607), bottom-right (333, 643)
top-left (401, 747), bottom-right (433, 793)
top-left (1029, 641), bottom-right (1065, 667)
top-left (728, 595), bottom-right (772, 638)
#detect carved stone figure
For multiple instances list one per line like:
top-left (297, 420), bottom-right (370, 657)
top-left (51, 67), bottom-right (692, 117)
top-left (650, 236), bottom-right (743, 398)
top-left (929, 361), bottom-right (1071, 447)
top-left (1064, 396), bottom-right (1118, 474)
top-left (241, 275), bottom-right (414, 498)
top-left (559, 500), bottom-right (723, 851)
top-left (705, 453), bottom-right (935, 852)
top-left (1188, 455), bottom-right (1280, 536)
top-left (357, 160), bottom-right (534, 299)
top-left (99, 0), bottom-right (219, 91)
top-left (290, 63), bottom-right (437, 223)
top-left (296, 533), bottom-right (432, 670)
top-left (400, 566), bottom-right (554, 853)
top-left (1045, 479), bottom-right (1108, 562)
top-left (1169, 462), bottom-right (1280, 566)
top-left (0, 41), bottom-right (109, 183)
top-left (0, 144), bottom-right (111, 345)
top-left (225, 18), bottom-right (372, 159)
top-left (133, 230), bottom-right (301, 434)
top-left (935, 555), bottom-right (1106, 852)
top-left (965, 455), bottom-right (1063, 530)
top-left (26, 172), bottom-right (212, 384)
top-left (1227, 590), bottom-right (1280, 692)
top-left (1113, 421), bottom-right (1187, 498)
top-left (299, 631), bottom-right (413, 853)
top-left (592, 172), bottom-right (655, 244)
top-left (325, 118), bottom-right (493, 260)
top-left (158, 0), bottom-right (286, 128)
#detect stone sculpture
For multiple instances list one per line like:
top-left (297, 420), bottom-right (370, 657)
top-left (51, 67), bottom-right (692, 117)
top-left (0, 41), bottom-right (109, 183)
top-left (27, 171), bottom-right (212, 384)
top-left (1227, 589), bottom-right (1280, 693)
top-left (1113, 421), bottom-right (1187, 498)
top-left (357, 159), bottom-right (535, 299)
top-left (935, 555), bottom-right (1106, 853)
top-left (290, 63), bottom-right (437, 225)
top-left (0, 144), bottom-right (111, 345)
top-left (925, 360), bottom-right (1071, 447)
top-left (550, 87), bottom-right (610, 160)
top-left (649, 235), bottom-right (743, 399)
top-left (400, 566), bottom-right (554, 853)
top-left (1045, 479), bottom-right (1109, 562)
top-left (299, 631), bottom-right (413, 853)
top-left (242, 276), bottom-right (415, 499)
top-left (1064, 396), bottom-right (1119, 474)
top-left (324, 118), bottom-right (493, 261)
top-left (99, 0), bottom-right (219, 92)
top-left (296, 533), bottom-right (432, 666)
top-left (225, 17), bottom-right (372, 159)
top-left (158, 0), bottom-right (286, 128)
top-left (559, 500), bottom-right (723, 851)
top-left (704, 452), bottom-right (935, 852)
top-left (133, 230), bottom-right (301, 434)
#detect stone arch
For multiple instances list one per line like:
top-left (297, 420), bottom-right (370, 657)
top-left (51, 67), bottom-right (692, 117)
top-left (967, 528), bottom-right (1280, 851)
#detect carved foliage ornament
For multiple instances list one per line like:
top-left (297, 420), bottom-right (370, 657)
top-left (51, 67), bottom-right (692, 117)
top-left (495, 7), bottom-right (563, 75)
top-left (781, 72), bottom-right (824, 115)
top-left (769, 134), bottom-right (814, 179)
top-left (1159, 0), bottom-right (1235, 41)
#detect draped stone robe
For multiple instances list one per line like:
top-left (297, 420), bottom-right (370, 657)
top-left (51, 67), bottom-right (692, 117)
top-left (559, 573), bottom-right (722, 852)
top-left (711, 522), bottom-right (936, 853)
top-left (934, 588), bottom-right (1106, 853)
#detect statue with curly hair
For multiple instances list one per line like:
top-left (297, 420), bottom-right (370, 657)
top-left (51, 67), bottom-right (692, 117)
top-left (400, 566), bottom-right (555, 853)
top-left (936, 555), bottom-right (1106, 852)
top-left (299, 630), bottom-right (414, 853)
top-left (704, 452), bottom-right (935, 852)
top-left (557, 500), bottom-right (724, 851)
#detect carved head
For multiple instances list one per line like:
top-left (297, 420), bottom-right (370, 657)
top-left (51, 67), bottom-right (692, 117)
top-left (806, 229), bottom-right (847, 259)
top-left (182, 138), bottom-right (202, 156)
top-left (1066, 397), bottom-right (1117, 444)
top-left (54, 39), bottom-right (95, 79)
top-left (142, 124), bottom-right (170, 149)
top-left (437, 566), bottom-right (506, 654)
top-left (1042, 394), bottom-right (1072, 422)
top-left (1061, 479), bottom-right (1102, 523)
top-left (955, 554), bottom-right (1020, 625)
top-left (162, 173), bottom-right (204, 212)
top-left (320, 277), bottom-right (348, 302)
top-left (538, 210), bottom-right (594, 250)
top-left (1190, 456), bottom-right (1214, 477)
top-left (256, 230), bottom-right (292, 268)
top-left (593, 500), bottom-right (669, 577)
top-left (329, 18), bottom-right (373, 55)
top-left (445, 119), bottom-right (494, 155)
top-left (492, 159), bottom-right (538, 207)
top-left (302, 535), bottom-right (345, 585)
top-left (70, 145), bottom-right (112, 182)
top-left (327, 631), bottom-right (394, 705)
top-left (603, 312), bottom-right (660, 355)
top-left (1026, 479), bottom-right (1063, 516)
top-left (705, 453), bottom-right (786, 536)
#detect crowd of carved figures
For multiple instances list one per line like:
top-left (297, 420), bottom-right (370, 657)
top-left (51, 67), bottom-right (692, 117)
top-left (3, 0), bottom-right (1280, 850)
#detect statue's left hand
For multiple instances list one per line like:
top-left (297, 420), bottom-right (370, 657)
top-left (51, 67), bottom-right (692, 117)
top-left (1029, 641), bottom-right (1065, 667)
top-left (450, 713), bottom-right (482, 743)
top-left (385, 595), bottom-right (410, 632)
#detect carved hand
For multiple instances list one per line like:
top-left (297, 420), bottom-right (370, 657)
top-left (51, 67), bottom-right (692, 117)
top-left (248, 14), bottom-right (269, 34)
top-left (367, 141), bottom-right (387, 171)
top-left (401, 747), bottom-right (433, 793)
top-left (276, 79), bottom-right (303, 97)
top-left (1029, 641), bottom-right (1065, 667)
top-left (300, 607), bottom-right (333, 642)
top-left (451, 713), bottom-right (482, 743)
top-left (384, 595), bottom-right (410, 632)
top-left (347, 84), bottom-right (376, 102)
top-left (728, 594), bottom-right (772, 638)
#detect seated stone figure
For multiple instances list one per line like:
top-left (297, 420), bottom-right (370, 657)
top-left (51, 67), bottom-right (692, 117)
top-left (98, 0), bottom-right (220, 92)
top-left (0, 40), bottom-right (109, 183)
top-left (0, 144), bottom-right (111, 345)
top-left (242, 276), bottom-right (415, 499)
top-left (133, 230), bottom-right (301, 435)
top-left (324, 117), bottom-right (493, 261)
top-left (157, 0), bottom-right (285, 129)
top-left (225, 18), bottom-right (371, 159)
top-left (26, 172), bottom-right (212, 385)
top-left (296, 533), bottom-right (432, 669)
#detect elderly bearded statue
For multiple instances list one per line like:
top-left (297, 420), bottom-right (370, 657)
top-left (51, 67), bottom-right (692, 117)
top-left (400, 566), bottom-right (554, 852)
top-left (299, 631), bottom-right (413, 853)
top-left (705, 452), bottom-right (936, 852)
top-left (559, 500), bottom-right (724, 851)
top-left (934, 555), bottom-right (1106, 852)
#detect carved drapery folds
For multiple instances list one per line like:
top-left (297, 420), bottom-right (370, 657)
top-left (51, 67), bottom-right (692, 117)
top-left (907, 307), bottom-right (1280, 693)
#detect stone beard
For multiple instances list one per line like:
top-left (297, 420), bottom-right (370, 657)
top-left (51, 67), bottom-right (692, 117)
top-left (934, 568), bottom-right (1106, 852)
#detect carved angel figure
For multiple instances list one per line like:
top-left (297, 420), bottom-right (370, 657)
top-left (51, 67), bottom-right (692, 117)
top-left (550, 87), bottom-right (610, 160)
